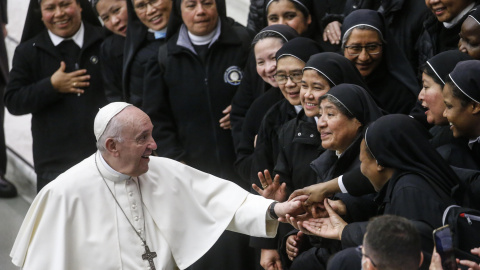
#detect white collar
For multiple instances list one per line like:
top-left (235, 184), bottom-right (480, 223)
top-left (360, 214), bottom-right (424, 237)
top-left (187, 21), bottom-right (220, 46)
top-left (98, 151), bottom-right (131, 181)
top-left (314, 116), bottom-right (319, 124)
top-left (294, 105), bottom-right (303, 114)
top-left (443, 3), bottom-right (475, 28)
top-left (48, 22), bottom-right (84, 47)
top-left (468, 136), bottom-right (480, 149)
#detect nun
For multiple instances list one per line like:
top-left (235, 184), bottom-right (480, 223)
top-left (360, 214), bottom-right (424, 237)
top-left (142, 1), bottom-right (255, 269)
top-left (230, 0), bottom-right (317, 148)
top-left (245, 36), bottom-right (322, 270)
top-left (341, 9), bottom-right (418, 114)
top-left (4, 0), bottom-right (107, 192)
top-left (419, 0), bottom-right (478, 66)
top-left (297, 114), bottom-right (458, 268)
top-left (444, 60), bottom-right (480, 168)
top-left (459, 6), bottom-right (480, 59)
top-left (418, 50), bottom-right (478, 169)
top-left (235, 24), bottom-right (298, 184)
top-left (274, 51), bottom-right (372, 195)
top-left (122, 0), bottom-right (172, 107)
top-left (93, 0), bottom-right (128, 102)
top-left (281, 84), bottom-right (382, 270)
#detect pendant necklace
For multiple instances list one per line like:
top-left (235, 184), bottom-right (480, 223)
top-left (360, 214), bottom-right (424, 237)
top-left (95, 155), bottom-right (157, 269)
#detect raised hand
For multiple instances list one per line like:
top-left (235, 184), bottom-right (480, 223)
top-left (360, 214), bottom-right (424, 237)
top-left (51, 61), bottom-right (89, 95)
top-left (253, 170), bottom-right (287, 202)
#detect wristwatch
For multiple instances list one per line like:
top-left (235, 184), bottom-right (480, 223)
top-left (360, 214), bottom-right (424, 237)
top-left (268, 201), bottom-right (279, 219)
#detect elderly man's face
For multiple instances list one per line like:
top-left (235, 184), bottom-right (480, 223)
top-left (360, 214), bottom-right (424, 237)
top-left (115, 107), bottom-right (157, 177)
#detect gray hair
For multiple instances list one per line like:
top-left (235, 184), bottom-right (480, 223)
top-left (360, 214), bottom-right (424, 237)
top-left (341, 25), bottom-right (386, 50)
top-left (96, 113), bottom-right (125, 152)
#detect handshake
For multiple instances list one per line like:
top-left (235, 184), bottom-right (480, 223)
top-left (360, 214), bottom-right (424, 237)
top-left (255, 170), bottom-right (349, 241)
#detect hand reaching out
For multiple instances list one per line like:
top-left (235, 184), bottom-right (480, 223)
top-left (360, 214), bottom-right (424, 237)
top-left (51, 61), bottom-right (89, 95)
top-left (301, 199), bottom-right (348, 240)
top-left (288, 178), bottom-right (340, 209)
top-left (253, 170), bottom-right (287, 201)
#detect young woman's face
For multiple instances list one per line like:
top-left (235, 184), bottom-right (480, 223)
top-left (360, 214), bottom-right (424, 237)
top-left (96, 0), bottom-right (128, 37)
top-left (317, 99), bottom-right (361, 154)
top-left (133, 0), bottom-right (171, 31)
top-left (442, 83), bottom-right (477, 138)
top-left (300, 69), bottom-right (330, 117)
top-left (343, 29), bottom-right (383, 78)
top-left (266, 0), bottom-right (311, 35)
top-left (458, 16), bottom-right (480, 59)
top-left (41, 0), bottom-right (83, 38)
top-left (275, 56), bottom-right (303, 105)
top-left (254, 37), bottom-right (284, 87)
top-left (419, 72), bottom-right (448, 125)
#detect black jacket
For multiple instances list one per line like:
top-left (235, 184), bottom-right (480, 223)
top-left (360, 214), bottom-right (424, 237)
top-left (275, 110), bottom-right (323, 193)
top-left (416, 7), bottom-right (477, 70)
top-left (143, 19), bottom-right (252, 186)
top-left (341, 172), bottom-right (456, 250)
top-left (250, 99), bottom-right (298, 185)
top-left (100, 34), bottom-right (124, 102)
top-left (5, 23), bottom-right (107, 178)
top-left (234, 87), bottom-right (283, 184)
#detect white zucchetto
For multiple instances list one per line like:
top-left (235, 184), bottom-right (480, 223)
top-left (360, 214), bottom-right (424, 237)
top-left (94, 102), bottom-right (132, 141)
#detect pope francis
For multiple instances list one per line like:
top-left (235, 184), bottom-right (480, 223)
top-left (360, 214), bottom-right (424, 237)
top-left (10, 102), bottom-right (306, 270)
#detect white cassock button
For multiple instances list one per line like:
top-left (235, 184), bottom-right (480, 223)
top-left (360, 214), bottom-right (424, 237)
top-left (129, 192), bottom-right (133, 197)
top-left (298, 132), bottom-right (302, 136)
top-left (132, 205), bottom-right (137, 210)
top-left (134, 216), bottom-right (139, 221)
top-left (310, 134), bottom-right (314, 137)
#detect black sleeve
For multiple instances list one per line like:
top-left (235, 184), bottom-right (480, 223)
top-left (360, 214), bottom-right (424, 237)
top-left (246, 0), bottom-right (265, 33)
top-left (5, 45), bottom-right (62, 115)
top-left (340, 221), bottom-right (368, 249)
top-left (341, 168), bottom-right (376, 196)
top-left (99, 38), bottom-right (124, 102)
top-left (142, 54), bottom-right (185, 161)
top-left (231, 52), bottom-right (264, 148)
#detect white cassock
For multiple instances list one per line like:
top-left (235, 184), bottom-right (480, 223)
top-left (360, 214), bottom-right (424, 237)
top-left (11, 152), bottom-right (279, 270)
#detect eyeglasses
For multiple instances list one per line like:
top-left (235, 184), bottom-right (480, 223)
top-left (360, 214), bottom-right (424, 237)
top-left (356, 245), bottom-right (377, 267)
top-left (134, 0), bottom-right (162, 13)
top-left (345, 44), bottom-right (382, 56)
top-left (274, 73), bottom-right (303, 85)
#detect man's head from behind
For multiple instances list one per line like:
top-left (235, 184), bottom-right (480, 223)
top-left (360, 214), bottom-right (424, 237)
top-left (95, 102), bottom-right (157, 177)
top-left (362, 215), bottom-right (423, 270)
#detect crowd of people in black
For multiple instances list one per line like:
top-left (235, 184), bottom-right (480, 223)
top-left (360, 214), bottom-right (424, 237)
top-left (2, 0), bottom-right (480, 269)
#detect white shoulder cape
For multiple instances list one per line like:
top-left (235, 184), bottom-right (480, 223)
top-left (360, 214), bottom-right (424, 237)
top-left (11, 153), bottom-right (277, 269)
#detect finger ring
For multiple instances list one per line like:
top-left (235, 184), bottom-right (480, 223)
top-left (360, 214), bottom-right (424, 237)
top-left (262, 184), bottom-right (269, 189)
top-left (72, 82), bottom-right (77, 87)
